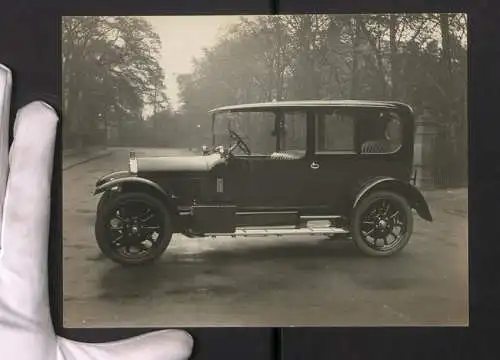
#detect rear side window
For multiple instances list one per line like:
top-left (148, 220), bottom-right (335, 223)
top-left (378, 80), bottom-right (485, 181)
top-left (315, 110), bottom-right (355, 153)
top-left (360, 111), bottom-right (402, 154)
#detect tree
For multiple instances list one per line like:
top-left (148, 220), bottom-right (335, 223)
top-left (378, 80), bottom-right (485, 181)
top-left (175, 14), bottom-right (467, 186)
top-left (62, 16), bottom-right (168, 149)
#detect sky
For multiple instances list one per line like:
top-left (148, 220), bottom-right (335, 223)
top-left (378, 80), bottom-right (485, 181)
top-left (145, 15), bottom-right (257, 111)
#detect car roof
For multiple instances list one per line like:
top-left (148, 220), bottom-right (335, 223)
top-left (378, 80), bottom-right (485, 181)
top-left (208, 100), bottom-right (412, 113)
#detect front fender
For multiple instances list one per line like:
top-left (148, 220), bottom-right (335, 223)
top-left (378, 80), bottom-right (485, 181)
top-left (95, 170), bottom-right (130, 187)
top-left (353, 177), bottom-right (433, 222)
top-left (94, 176), bottom-right (170, 198)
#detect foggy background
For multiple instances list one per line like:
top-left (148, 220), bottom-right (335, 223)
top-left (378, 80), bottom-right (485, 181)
top-left (61, 14), bottom-right (467, 188)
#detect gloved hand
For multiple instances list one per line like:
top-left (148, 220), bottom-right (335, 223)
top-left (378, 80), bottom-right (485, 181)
top-left (0, 64), bottom-right (194, 360)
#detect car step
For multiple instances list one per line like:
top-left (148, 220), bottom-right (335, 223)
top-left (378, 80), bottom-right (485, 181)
top-left (206, 226), bottom-right (349, 237)
top-left (300, 215), bottom-right (343, 220)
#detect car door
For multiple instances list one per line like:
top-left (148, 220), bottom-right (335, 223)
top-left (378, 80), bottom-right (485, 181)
top-left (240, 155), bottom-right (311, 210)
top-left (237, 109), bottom-right (316, 211)
top-left (306, 107), bottom-right (408, 215)
top-left (305, 108), bottom-right (360, 214)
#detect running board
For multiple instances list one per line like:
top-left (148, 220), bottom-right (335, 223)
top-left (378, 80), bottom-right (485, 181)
top-left (300, 215), bottom-right (343, 220)
top-left (206, 226), bottom-right (349, 237)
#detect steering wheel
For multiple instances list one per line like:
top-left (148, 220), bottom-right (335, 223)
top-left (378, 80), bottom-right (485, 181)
top-left (227, 129), bottom-right (251, 155)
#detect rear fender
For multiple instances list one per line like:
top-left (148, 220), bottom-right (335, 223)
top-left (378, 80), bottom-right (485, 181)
top-left (353, 177), bottom-right (433, 221)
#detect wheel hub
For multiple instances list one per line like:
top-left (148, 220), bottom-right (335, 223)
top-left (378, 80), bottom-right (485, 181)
top-left (126, 220), bottom-right (141, 236)
top-left (377, 219), bottom-right (388, 229)
top-left (375, 216), bottom-right (391, 236)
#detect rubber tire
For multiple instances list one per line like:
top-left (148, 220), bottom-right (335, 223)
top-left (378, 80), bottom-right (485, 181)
top-left (351, 191), bottom-right (413, 257)
top-left (95, 192), bottom-right (173, 266)
top-left (96, 191), bottom-right (113, 216)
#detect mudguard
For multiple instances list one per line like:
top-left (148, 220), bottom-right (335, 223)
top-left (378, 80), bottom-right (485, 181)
top-left (353, 177), bottom-right (433, 221)
top-left (93, 176), bottom-right (170, 198)
top-left (95, 170), bottom-right (130, 187)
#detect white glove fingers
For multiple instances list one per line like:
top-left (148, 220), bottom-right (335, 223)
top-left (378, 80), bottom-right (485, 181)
top-left (0, 101), bottom-right (58, 323)
top-left (57, 330), bottom-right (194, 360)
top-left (0, 64), bottom-right (12, 246)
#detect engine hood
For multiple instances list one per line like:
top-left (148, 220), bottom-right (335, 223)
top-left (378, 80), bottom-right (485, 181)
top-left (136, 153), bottom-right (226, 173)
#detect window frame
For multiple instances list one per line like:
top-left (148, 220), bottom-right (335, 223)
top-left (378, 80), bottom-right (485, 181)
top-left (276, 109), bottom-right (309, 158)
top-left (212, 109), bottom-right (279, 157)
top-left (312, 107), bottom-right (406, 156)
top-left (314, 108), bottom-right (357, 155)
top-left (358, 113), bottom-right (403, 155)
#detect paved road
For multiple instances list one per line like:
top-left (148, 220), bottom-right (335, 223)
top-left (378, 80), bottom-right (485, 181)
top-left (62, 148), bottom-right (468, 327)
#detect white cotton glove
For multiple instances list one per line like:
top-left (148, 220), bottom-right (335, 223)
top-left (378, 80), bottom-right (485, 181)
top-left (0, 64), bottom-right (194, 360)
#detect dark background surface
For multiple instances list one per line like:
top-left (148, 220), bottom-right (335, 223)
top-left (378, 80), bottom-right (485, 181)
top-left (0, 0), bottom-right (498, 359)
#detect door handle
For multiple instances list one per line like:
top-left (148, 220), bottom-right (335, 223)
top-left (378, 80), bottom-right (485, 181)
top-left (310, 161), bottom-right (320, 170)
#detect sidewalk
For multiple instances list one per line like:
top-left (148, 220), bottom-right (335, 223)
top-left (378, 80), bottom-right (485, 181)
top-left (63, 147), bottom-right (112, 171)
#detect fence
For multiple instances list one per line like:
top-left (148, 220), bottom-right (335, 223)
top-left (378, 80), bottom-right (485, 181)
top-left (414, 111), bottom-right (467, 190)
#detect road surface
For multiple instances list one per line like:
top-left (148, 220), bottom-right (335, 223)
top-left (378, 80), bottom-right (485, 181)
top-left (62, 148), bottom-right (468, 327)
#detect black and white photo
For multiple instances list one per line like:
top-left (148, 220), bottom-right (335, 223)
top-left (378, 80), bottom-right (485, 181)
top-left (62, 14), bottom-right (468, 327)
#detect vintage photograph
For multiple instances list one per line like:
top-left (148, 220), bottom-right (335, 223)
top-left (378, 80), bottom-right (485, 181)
top-left (62, 14), bottom-right (468, 327)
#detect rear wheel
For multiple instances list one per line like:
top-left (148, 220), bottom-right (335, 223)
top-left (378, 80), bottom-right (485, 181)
top-left (95, 192), bottom-right (172, 266)
top-left (351, 191), bottom-right (413, 256)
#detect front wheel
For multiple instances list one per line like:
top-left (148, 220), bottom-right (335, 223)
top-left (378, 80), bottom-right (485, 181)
top-left (351, 191), bottom-right (413, 257)
top-left (95, 192), bottom-right (173, 266)
top-left (96, 191), bottom-right (115, 216)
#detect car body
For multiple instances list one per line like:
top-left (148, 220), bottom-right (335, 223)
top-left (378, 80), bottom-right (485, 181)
top-left (93, 100), bottom-right (432, 266)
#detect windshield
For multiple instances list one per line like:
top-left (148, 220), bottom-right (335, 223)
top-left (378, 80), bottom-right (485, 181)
top-left (212, 110), bottom-right (277, 155)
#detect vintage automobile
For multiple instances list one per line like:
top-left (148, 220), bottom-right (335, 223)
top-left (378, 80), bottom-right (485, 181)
top-left (93, 100), bottom-right (433, 266)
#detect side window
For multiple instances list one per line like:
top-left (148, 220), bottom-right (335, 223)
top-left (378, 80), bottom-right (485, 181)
top-left (280, 111), bottom-right (307, 157)
top-left (316, 110), bottom-right (355, 152)
top-left (229, 111), bottom-right (276, 156)
top-left (360, 111), bottom-right (402, 154)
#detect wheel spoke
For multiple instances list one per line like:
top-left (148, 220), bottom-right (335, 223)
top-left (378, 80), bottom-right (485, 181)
top-left (363, 228), bottom-right (375, 236)
top-left (383, 201), bottom-right (390, 215)
top-left (139, 211), bottom-right (154, 223)
top-left (389, 210), bottom-right (399, 219)
top-left (111, 233), bottom-right (124, 246)
top-left (118, 206), bottom-right (129, 219)
top-left (143, 225), bottom-right (161, 230)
